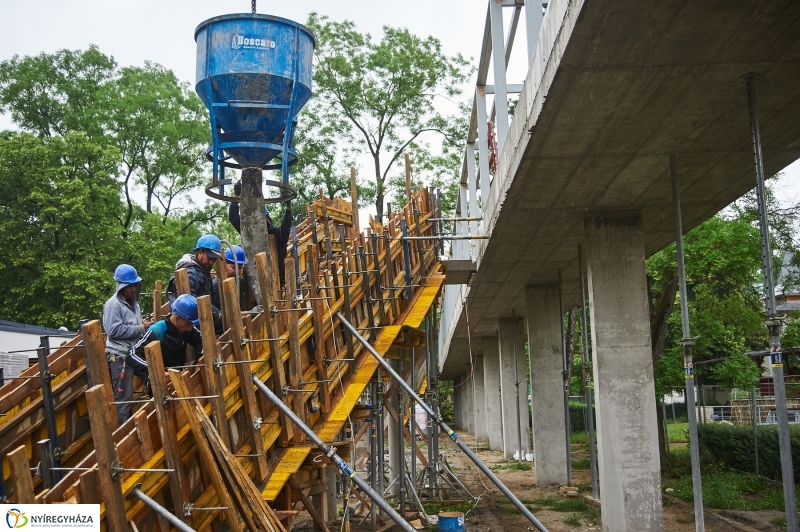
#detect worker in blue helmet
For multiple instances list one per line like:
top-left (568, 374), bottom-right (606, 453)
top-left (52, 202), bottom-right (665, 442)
top-left (229, 181), bottom-right (293, 286)
top-left (212, 245), bottom-right (250, 311)
top-left (127, 294), bottom-right (204, 374)
top-left (102, 264), bottom-right (153, 424)
top-left (166, 234), bottom-right (223, 333)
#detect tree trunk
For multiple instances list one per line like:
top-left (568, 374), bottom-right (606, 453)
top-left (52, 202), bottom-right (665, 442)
top-left (240, 167), bottom-right (273, 305)
top-left (649, 273), bottom-right (679, 466)
top-left (374, 154), bottom-right (384, 221)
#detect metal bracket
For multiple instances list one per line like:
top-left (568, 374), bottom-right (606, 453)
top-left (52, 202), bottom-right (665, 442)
top-left (182, 502), bottom-right (194, 517)
top-left (41, 370), bottom-right (55, 383)
top-left (253, 417), bottom-right (263, 430)
top-left (270, 305), bottom-right (278, 318)
top-left (161, 391), bottom-right (172, 407)
top-left (52, 446), bottom-right (64, 461)
top-left (110, 460), bottom-right (123, 480)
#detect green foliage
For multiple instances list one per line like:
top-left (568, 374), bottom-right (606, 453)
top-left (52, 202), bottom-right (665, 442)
top-left (568, 401), bottom-right (594, 434)
top-left (713, 351), bottom-right (761, 389)
top-left (305, 13), bottom-right (471, 220)
top-left (697, 423), bottom-right (800, 482)
top-left (0, 132), bottom-right (123, 327)
top-left (667, 422), bottom-right (689, 443)
top-left (438, 380), bottom-right (455, 424)
top-left (665, 469), bottom-right (791, 511)
top-left (0, 47), bottom-right (216, 328)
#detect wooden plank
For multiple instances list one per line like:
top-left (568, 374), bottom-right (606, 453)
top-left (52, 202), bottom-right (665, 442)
top-left (289, 478), bottom-right (330, 532)
top-left (350, 168), bottom-right (360, 236)
top-left (85, 385), bottom-right (127, 532)
top-left (169, 370), bottom-right (242, 530)
top-left (81, 320), bottom-right (117, 431)
top-left (75, 469), bottom-right (100, 504)
top-left (221, 277), bottom-right (269, 482)
top-left (285, 257), bottom-right (307, 442)
top-left (261, 447), bottom-right (311, 501)
top-left (197, 295), bottom-right (232, 450)
top-left (153, 280), bottom-right (163, 321)
top-left (144, 342), bottom-right (192, 523)
top-left (404, 153), bottom-right (413, 206)
top-left (174, 268), bottom-right (190, 296)
top-left (133, 408), bottom-right (154, 462)
top-left (307, 245), bottom-right (331, 413)
top-left (7, 445), bottom-right (34, 504)
top-left (254, 251), bottom-right (292, 446)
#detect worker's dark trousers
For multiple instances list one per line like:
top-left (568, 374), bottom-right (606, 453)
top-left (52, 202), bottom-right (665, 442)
top-left (107, 353), bottom-right (149, 425)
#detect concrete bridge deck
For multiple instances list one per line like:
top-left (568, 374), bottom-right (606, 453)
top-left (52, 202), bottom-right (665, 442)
top-left (437, 1), bottom-right (800, 530)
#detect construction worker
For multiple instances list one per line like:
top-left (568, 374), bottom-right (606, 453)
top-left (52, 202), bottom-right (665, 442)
top-left (102, 264), bottom-right (152, 424)
top-left (127, 294), bottom-right (204, 372)
top-left (229, 180), bottom-right (293, 286)
top-left (212, 245), bottom-right (250, 311)
top-left (166, 234), bottom-right (223, 333)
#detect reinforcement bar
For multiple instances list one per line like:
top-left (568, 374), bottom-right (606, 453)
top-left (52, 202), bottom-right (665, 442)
top-left (252, 376), bottom-right (416, 532)
top-left (335, 312), bottom-right (549, 532)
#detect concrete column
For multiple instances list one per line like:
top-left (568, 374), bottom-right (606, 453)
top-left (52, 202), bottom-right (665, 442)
top-left (498, 318), bottom-right (531, 460)
top-left (474, 356), bottom-right (488, 442)
top-left (483, 338), bottom-right (504, 450)
top-left (463, 372), bottom-right (475, 435)
top-left (526, 284), bottom-right (569, 486)
top-left (585, 215), bottom-right (663, 531)
top-left (453, 377), bottom-right (463, 429)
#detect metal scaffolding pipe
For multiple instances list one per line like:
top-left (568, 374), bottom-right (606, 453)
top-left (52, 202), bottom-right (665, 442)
top-left (335, 312), bottom-right (549, 532)
top-left (129, 485), bottom-right (196, 532)
top-left (252, 376), bottom-right (416, 532)
top-left (670, 154), bottom-right (705, 531)
top-left (577, 245), bottom-right (599, 500)
top-left (744, 73), bottom-right (798, 531)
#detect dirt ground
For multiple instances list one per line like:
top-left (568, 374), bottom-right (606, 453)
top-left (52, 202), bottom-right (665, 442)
top-left (291, 430), bottom-right (786, 531)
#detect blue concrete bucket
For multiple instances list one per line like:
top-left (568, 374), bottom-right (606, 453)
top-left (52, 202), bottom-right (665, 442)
top-left (195, 13), bottom-right (314, 196)
top-left (438, 511), bottom-right (465, 531)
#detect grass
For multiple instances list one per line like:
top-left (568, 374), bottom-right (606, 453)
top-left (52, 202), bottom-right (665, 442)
top-left (572, 457), bottom-right (592, 470)
top-left (570, 431), bottom-right (590, 445)
top-left (496, 497), bottom-right (599, 525)
top-left (664, 470), bottom-right (792, 511)
top-left (667, 422), bottom-right (689, 443)
top-left (491, 461), bottom-right (532, 472)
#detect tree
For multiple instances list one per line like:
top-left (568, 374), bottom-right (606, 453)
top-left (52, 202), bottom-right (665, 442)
top-left (0, 48), bottom-right (217, 236)
top-left (0, 132), bottom-right (124, 327)
top-left (306, 13), bottom-right (471, 220)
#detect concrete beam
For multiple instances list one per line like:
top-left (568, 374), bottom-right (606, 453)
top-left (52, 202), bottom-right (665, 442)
top-left (482, 337), bottom-right (504, 450)
top-left (526, 283), bottom-right (569, 486)
top-left (474, 355), bottom-right (488, 442)
top-left (585, 214), bottom-right (663, 531)
top-left (498, 318), bottom-right (531, 460)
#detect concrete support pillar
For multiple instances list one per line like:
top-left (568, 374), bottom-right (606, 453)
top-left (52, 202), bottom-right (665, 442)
top-left (526, 284), bottom-right (569, 486)
top-left (498, 318), bottom-right (531, 460)
top-left (463, 372), bottom-right (475, 434)
top-left (386, 362), bottom-right (401, 497)
top-left (453, 377), bottom-right (463, 430)
top-left (585, 215), bottom-right (663, 531)
top-left (474, 356), bottom-right (488, 442)
top-left (482, 338), bottom-right (504, 450)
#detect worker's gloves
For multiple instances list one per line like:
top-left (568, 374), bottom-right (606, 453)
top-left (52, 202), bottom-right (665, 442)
top-left (233, 180), bottom-right (242, 197)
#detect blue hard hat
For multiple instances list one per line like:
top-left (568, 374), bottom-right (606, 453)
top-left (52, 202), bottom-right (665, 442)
top-left (195, 234), bottom-right (222, 259)
top-left (171, 294), bottom-right (199, 325)
top-left (224, 245), bottom-right (248, 265)
top-left (113, 264), bottom-right (142, 285)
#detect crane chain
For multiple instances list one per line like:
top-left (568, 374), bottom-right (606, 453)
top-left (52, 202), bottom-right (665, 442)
top-left (251, 0), bottom-right (256, 14)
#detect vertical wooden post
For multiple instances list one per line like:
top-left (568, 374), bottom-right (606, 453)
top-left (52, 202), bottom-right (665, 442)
top-left (7, 446), bottom-right (34, 504)
top-left (285, 257), bottom-right (307, 440)
top-left (307, 245), bottom-right (331, 413)
top-left (220, 278), bottom-right (270, 480)
top-left (81, 320), bottom-right (118, 431)
top-left (197, 295), bottom-right (232, 450)
top-left (144, 342), bottom-right (192, 522)
top-left (254, 253), bottom-right (293, 445)
top-left (338, 225), bottom-right (356, 375)
top-left (269, 235), bottom-right (287, 332)
top-left (85, 385), bottom-right (128, 532)
top-left (404, 153), bottom-right (413, 204)
top-left (169, 370), bottom-right (242, 530)
top-left (174, 268), bottom-right (190, 296)
top-left (350, 167), bottom-right (360, 236)
top-left (215, 257), bottom-right (228, 331)
top-left (370, 233), bottom-right (387, 326)
top-left (153, 280), bottom-right (163, 321)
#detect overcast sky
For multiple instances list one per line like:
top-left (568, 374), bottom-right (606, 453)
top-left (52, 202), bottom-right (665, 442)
top-left (1, 0), bottom-right (798, 206)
